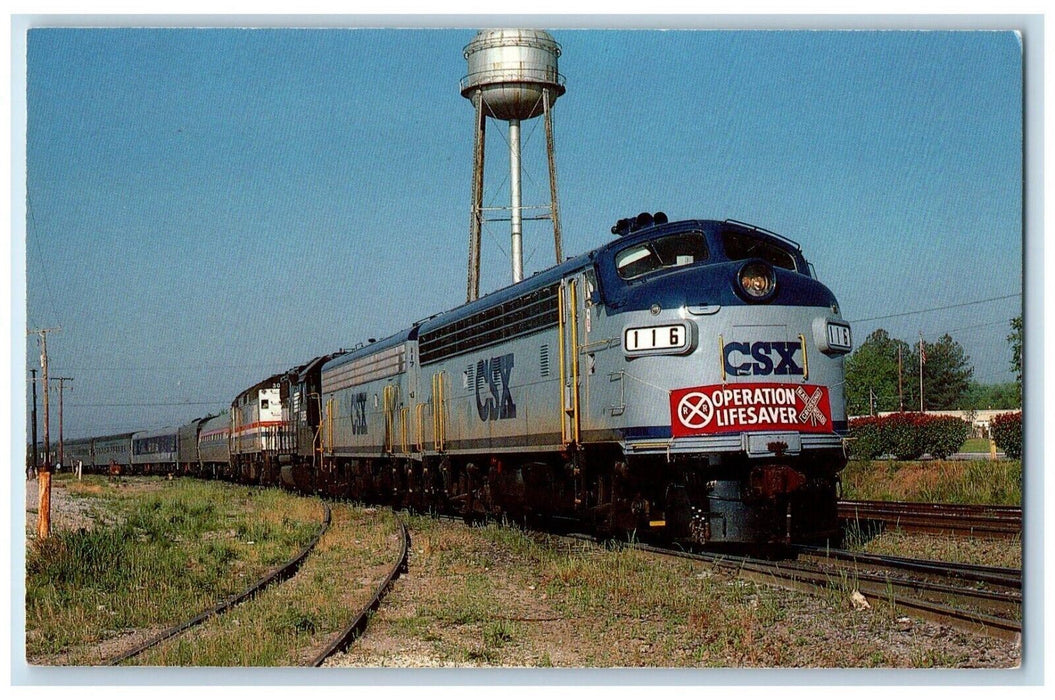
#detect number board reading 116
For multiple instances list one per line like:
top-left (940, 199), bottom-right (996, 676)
top-left (624, 324), bottom-right (688, 353)
top-left (826, 322), bottom-right (852, 352)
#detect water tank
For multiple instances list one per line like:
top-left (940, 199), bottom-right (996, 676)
top-left (460, 29), bottom-right (566, 121)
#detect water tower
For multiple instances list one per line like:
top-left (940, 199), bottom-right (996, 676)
top-left (460, 28), bottom-right (566, 302)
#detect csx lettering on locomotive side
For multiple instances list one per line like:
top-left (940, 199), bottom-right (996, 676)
top-left (351, 391), bottom-right (368, 434)
top-left (475, 353), bottom-right (517, 422)
top-left (723, 340), bottom-right (804, 377)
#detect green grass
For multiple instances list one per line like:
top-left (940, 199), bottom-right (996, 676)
top-left (128, 504), bottom-right (401, 666)
top-left (25, 477), bottom-right (323, 662)
top-left (840, 459), bottom-right (1021, 505)
top-left (959, 438), bottom-right (994, 453)
top-left (334, 515), bottom-right (1019, 668)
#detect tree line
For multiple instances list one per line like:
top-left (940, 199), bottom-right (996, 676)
top-left (844, 316), bottom-right (1022, 416)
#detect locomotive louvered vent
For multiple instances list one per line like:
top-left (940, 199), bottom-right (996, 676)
top-left (419, 282), bottom-right (560, 364)
top-left (464, 364), bottom-right (474, 389)
top-left (540, 344), bottom-right (550, 377)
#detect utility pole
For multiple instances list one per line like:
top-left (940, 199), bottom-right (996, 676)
top-left (898, 345), bottom-right (904, 412)
top-left (30, 368), bottom-right (38, 480)
top-left (918, 331), bottom-right (926, 413)
top-left (52, 377), bottom-right (73, 470)
top-left (28, 327), bottom-right (60, 540)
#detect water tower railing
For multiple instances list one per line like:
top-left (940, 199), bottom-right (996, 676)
top-left (459, 69), bottom-right (566, 93)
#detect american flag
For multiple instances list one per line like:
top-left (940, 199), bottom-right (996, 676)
top-left (919, 335), bottom-right (927, 364)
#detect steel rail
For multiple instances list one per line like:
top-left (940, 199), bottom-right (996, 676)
top-left (793, 554), bottom-right (1021, 619)
top-left (309, 517), bottom-right (410, 667)
top-left (107, 501), bottom-right (332, 665)
top-left (628, 542), bottom-right (1022, 643)
top-left (838, 500), bottom-right (1022, 538)
top-left (793, 545), bottom-right (1021, 589)
top-left (841, 499), bottom-right (1022, 516)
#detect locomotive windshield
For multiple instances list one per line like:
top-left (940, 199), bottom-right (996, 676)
top-left (615, 232), bottom-right (708, 280)
top-left (721, 230), bottom-right (798, 271)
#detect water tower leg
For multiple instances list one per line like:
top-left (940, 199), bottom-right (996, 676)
top-left (509, 118), bottom-right (523, 284)
top-left (467, 90), bottom-right (486, 303)
top-left (544, 88), bottom-right (563, 264)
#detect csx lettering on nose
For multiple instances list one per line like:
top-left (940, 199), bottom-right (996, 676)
top-left (723, 341), bottom-right (803, 376)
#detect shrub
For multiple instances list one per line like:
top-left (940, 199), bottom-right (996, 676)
top-left (848, 413), bottom-right (970, 460)
top-left (920, 415), bottom-right (971, 459)
top-left (885, 413), bottom-right (926, 460)
top-left (847, 416), bottom-right (886, 459)
top-left (990, 412), bottom-right (1023, 459)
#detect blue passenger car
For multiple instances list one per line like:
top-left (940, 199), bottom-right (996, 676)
top-left (131, 427), bottom-right (179, 474)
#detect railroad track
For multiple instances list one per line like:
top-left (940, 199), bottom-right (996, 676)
top-left (794, 545), bottom-right (1022, 623)
top-left (838, 499), bottom-right (1022, 539)
top-left (108, 501), bottom-right (333, 665)
top-left (109, 503), bottom-right (411, 666)
top-left (629, 541), bottom-right (1022, 643)
top-left (310, 518), bottom-right (410, 666)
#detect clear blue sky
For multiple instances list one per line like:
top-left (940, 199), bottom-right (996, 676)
top-left (23, 28), bottom-right (1022, 439)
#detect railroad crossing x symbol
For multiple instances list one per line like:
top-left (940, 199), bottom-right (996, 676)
top-left (796, 386), bottom-right (827, 427)
top-left (677, 392), bottom-right (713, 429)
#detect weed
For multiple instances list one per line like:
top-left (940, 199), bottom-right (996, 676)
top-left (485, 620), bottom-right (515, 647)
top-left (276, 606), bottom-right (320, 635)
top-left (841, 459), bottom-right (1021, 505)
top-left (25, 477), bottom-right (323, 662)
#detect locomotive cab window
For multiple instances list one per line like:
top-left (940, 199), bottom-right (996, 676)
top-left (615, 232), bottom-right (708, 280)
top-left (721, 230), bottom-right (798, 272)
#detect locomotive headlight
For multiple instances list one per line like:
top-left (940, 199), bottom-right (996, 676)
top-left (736, 261), bottom-right (776, 302)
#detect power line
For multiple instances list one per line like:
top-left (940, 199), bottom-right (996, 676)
top-left (26, 190), bottom-right (62, 330)
top-left (53, 363), bottom-right (296, 372)
top-left (945, 319), bottom-right (1016, 335)
top-left (68, 401), bottom-right (229, 408)
top-left (848, 293), bottom-right (1020, 324)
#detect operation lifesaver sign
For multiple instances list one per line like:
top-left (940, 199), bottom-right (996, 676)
top-left (670, 382), bottom-right (832, 437)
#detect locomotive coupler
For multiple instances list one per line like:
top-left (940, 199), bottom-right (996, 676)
top-left (746, 464), bottom-right (806, 502)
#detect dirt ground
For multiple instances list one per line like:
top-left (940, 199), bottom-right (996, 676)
top-left (325, 518), bottom-right (1022, 669)
top-left (25, 478), bottom-right (1023, 670)
top-left (25, 476), bottom-right (97, 535)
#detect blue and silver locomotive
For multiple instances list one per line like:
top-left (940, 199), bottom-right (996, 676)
top-left (292, 214), bottom-right (851, 545)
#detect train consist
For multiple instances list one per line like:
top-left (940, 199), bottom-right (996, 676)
top-left (60, 215), bottom-right (852, 546)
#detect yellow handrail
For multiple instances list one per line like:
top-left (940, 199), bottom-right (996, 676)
top-left (400, 406), bottom-right (409, 453)
top-left (799, 334), bottom-right (809, 381)
top-left (325, 397), bottom-right (334, 453)
top-left (312, 392), bottom-right (324, 459)
top-left (415, 402), bottom-right (425, 452)
top-left (431, 372), bottom-right (446, 452)
top-left (384, 385), bottom-right (399, 453)
top-left (569, 279), bottom-right (581, 444)
top-left (558, 284), bottom-right (567, 444)
top-left (438, 372), bottom-right (446, 452)
top-left (719, 334), bottom-right (726, 382)
top-left (432, 373), bottom-right (439, 451)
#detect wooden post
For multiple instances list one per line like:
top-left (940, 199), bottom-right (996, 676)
top-left (29, 327), bottom-right (60, 540)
